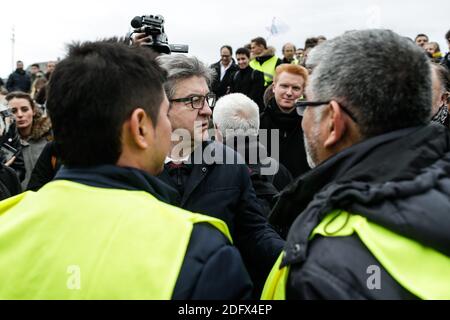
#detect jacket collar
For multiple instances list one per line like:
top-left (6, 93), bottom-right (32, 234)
top-left (55, 165), bottom-right (178, 204)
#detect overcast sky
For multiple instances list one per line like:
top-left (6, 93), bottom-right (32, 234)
top-left (1, 0), bottom-right (449, 77)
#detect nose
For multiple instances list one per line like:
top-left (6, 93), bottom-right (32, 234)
top-left (199, 103), bottom-right (212, 117)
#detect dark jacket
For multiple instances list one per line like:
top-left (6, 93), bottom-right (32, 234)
top-left (211, 61), bottom-right (239, 99)
top-left (259, 98), bottom-right (309, 178)
top-left (223, 135), bottom-right (292, 212)
top-left (270, 124), bottom-right (450, 299)
top-left (6, 69), bottom-right (31, 93)
top-left (27, 141), bottom-right (60, 191)
top-left (158, 141), bottom-right (285, 296)
top-left (0, 164), bottom-right (21, 200)
top-left (230, 66), bottom-right (266, 112)
top-left (442, 52), bottom-right (450, 70)
top-left (0, 122), bottom-right (26, 182)
top-left (56, 165), bottom-right (253, 299)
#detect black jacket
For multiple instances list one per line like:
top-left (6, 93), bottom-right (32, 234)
top-left (441, 52), bottom-right (450, 70)
top-left (56, 165), bottom-right (253, 299)
top-left (270, 124), bottom-right (450, 299)
top-left (259, 98), bottom-right (309, 178)
top-left (223, 136), bottom-right (292, 213)
top-left (211, 61), bottom-right (239, 99)
top-left (0, 164), bottom-right (21, 200)
top-left (158, 141), bottom-right (285, 296)
top-left (0, 122), bottom-right (26, 182)
top-left (27, 141), bottom-right (60, 191)
top-left (6, 69), bottom-right (31, 93)
top-left (230, 66), bottom-right (266, 112)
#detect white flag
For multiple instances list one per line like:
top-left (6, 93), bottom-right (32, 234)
top-left (266, 17), bottom-right (290, 37)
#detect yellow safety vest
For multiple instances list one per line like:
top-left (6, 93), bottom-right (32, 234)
top-left (262, 210), bottom-right (450, 300)
top-left (250, 56), bottom-right (279, 87)
top-left (0, 180), bottom-right (231, 300)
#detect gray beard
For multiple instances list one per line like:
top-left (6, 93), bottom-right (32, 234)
top-left (303, 128), bottom-right (321, 169)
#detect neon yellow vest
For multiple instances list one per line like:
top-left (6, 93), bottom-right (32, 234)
top-left (262, 210), bottom-right (450, 300)
top-left (0, 180), bottom-right (232, 300)
top-left (250, 56), bottom-right (279, 86)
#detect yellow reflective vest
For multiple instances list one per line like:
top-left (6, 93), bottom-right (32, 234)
top-left (250, 56), bottom-right (279, 87)
top-left (0, 180), bottom-right (231, 299)
top-left (262, 210), bottom-right (450, 300)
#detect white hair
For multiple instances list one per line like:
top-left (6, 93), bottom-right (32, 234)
top-left (213, 93), bottom-right (260, 137)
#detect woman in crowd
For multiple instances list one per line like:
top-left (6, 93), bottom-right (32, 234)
top-left (6, 92), bottom-right (52, 188)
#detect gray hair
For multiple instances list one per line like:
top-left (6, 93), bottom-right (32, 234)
top-left (308, 29), bottom-right (432, 138)
top-left (156, 54), bottom-right (215, 99)
top-left (213, 93), bottom-right (260, 137)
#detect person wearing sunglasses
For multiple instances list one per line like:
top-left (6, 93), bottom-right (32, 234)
top-left (264, 29), bottom-right (450, 300)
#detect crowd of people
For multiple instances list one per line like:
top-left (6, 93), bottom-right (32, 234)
top-left (0, 27), bottom-right (449, 300)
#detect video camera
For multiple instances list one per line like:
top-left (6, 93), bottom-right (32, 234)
top-left (130, 15), bottom-right (188, 54)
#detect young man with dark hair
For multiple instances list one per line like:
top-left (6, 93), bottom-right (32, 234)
top-left (250, 36), bottom-right (282, 88)
top-left (0, 40), bottom-right (252, 299)
top-left (415, 33), bottom-right (429, 48)
top-left (6, 61), bottom-right (31, 93)
top-left (230, 47), bottom-right (265, 111)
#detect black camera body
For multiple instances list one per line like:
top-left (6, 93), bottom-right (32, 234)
top-left (131, 15), bottom-right (188, 54)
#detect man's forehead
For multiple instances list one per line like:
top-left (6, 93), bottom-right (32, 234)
top-left (175, 76), bottom-right (209, 96)
top-left (284, 45), bottom-right (295, 50)
top-left (277, 72), bottom-right (305, 84)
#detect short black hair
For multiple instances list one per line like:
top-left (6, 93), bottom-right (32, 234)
top-left (31, 63), bottom-right (40, 69)
top-left (415, 33), bottom-right (429, 41)
top-left (220, 45), bottom-right (233, 56)
top-left (304, 37), bottom-right (319, 50)
top-left (236, 47), bottom-right (250, 58)
top-left (47, 39), bottom-right (167, 167)
top-left (446, 30), bottom-right (450, 41)
top-left (251, 37), bottom-right (267, 49)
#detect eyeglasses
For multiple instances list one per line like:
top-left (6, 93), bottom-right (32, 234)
top-left (295, 100), bottom-right (358, 123)
top-left (170, 93), bottom-right (216, 109)
top-left (221, 55), bottom-right (231, 58)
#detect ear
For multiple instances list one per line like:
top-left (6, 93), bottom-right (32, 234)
top-left (128, 108), bottom-right (153, 150)
top-left (323, 101), bottom-right (347, 148)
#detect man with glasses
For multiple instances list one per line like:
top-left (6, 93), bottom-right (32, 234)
top-left (264, 29), bottom-right (450, 300)
top-left (156, 54), bottom-right (284, 297)
top-left (210, 45), bottom-right (239, 99)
